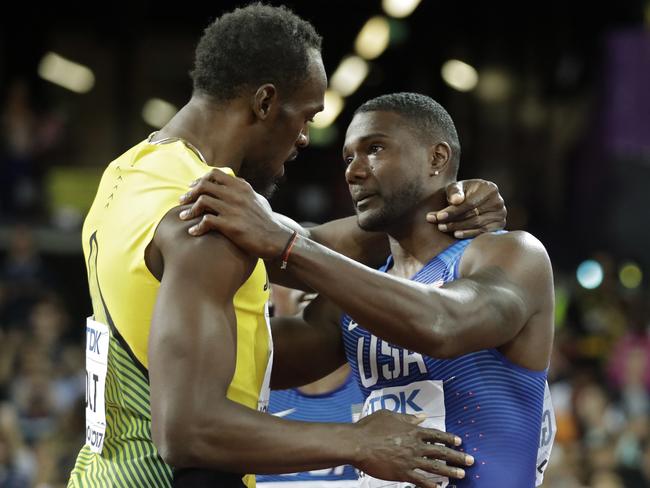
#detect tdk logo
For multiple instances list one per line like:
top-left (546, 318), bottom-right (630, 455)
top-left (86, 326), bottom-right (104, 355)
top-left (366, 389), bottom-right (423, 414)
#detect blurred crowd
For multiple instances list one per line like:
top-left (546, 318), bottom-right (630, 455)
top-left (0, 227), bottom-right (84, 488)
top-left (542, 271), bottom-right (650, 488)
top-left (0, 224), bottom-right (648, 488)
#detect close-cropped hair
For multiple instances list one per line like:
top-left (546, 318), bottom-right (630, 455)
top-left (191, 2), bottom-right (322, 101)
top-left (355, 92), bottom-right (461, 169)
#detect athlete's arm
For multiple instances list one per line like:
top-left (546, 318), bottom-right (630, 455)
top-left (148, 208), bottom-right (472, 483)
top-left (274, 230), bottom-right (554, 371)
top-left (173, 172), bottom-right (551, 366)
top-left (179, 172), bottom-right (507, 288)
top-left (174, 173), bottom-right (552, 370)
top-left (270, 296), bottom-right (347, 390)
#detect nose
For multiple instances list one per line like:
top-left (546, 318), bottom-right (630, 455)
top-left (345, 155), bottom-right (369, 184)
top-left (296, 125), bottom-right (309, 148)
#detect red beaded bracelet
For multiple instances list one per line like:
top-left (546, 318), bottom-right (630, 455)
top-left (280, 231), bottom-right (299, 270)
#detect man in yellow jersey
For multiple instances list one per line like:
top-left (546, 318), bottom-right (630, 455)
top-left (69, 4), bottom-right (505, 488)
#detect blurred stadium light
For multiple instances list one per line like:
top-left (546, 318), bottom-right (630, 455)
top-left (441, 59), bottom-right (479, 92)
top-left (355, 16), bottom-right (391, 60)
top-left (330, 56), bottom-right (369, 97)
top-left (38, 52), bottom-right (95, 94)
top-left (577, 260), bottom-right (604, 290)
top-left (619, 262), bottom-right (643, 289)
top-left (312, 90), bottom-right (345, 129)
top-left (382, 0), bottom-right (422, 18)
top-left (142, 98), bottom-right (178, 128)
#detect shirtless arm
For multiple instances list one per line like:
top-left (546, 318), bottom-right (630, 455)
top-left (169, 180), bottom-right (553, 372)
top-left (272, 231), bottom-right (554, 370)
top-left (179, 171), bottom-right (507, 289)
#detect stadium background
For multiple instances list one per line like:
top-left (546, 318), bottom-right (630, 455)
top-left (0, 1), bottom-right (649, 486)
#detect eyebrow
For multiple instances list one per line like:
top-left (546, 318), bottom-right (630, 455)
top-left (342, 132), bottom-right (390, 153)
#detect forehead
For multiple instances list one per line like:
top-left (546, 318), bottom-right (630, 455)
top-left (291, 50), bottom-right (327, 109)
top-left (344, 111), bottom-right (410, 147)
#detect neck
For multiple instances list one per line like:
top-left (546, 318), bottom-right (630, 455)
top-left (154, 94), bottom-right (249, 173)
top-left (297, 364), bottom-right (351, 396)
top-left (386, 188), bottom-right (457, 278)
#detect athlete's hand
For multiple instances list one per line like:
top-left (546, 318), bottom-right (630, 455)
top-left (427, 179), bottom-right (507, 239)
top-left (354, 409), bottom-right (473, 487)
top-left (178, 169), bottom-right (291, 258)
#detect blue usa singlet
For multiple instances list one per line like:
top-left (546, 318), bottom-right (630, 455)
top-left (342, 239), bottom-right (553, 488)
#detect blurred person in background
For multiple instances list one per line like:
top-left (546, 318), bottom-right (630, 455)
top-left (1, 227), bottom-right (52, 328)
top-left (590, 470), bottom-right (625, 488)
top-left (258, 284), bottom-right (364, 488)
top-left (607, 296), bottom-right (650, 418)
top-left (0, 433), bottom-right (29, 488)
top-left (0, 78), bottom-right (65, 218)
top-left (0, 403), bottom-right (35, 488)
top-left (0, 79), bottom-right (40, 217)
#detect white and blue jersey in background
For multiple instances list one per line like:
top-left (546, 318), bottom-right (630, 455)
top-left (257, 372), bottom-right (364, 488)
top-left (341, 239), bottom-right (555, 488)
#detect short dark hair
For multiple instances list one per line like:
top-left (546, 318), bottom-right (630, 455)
top-left (354, 92), bottom-right (461, 175)
top-left (191, 2), bottom-right (322, 102)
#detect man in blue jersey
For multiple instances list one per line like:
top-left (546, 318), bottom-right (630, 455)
top-left (179, 93), bottom-right (555, 487)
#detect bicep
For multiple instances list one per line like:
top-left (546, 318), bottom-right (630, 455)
top-left (437, 232), bottom-right (552, 353)
top-left (149, 214), bottom-right (254, 441)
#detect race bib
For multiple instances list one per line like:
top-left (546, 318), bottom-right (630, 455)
top-left (85, 317), bottom-right (109, 454)
top-left (258, 303), bottom-right (274, 413)
top-left (359, 380), bottom-right (448, 488)
top-left (536, 381), bottom-right (556, 486)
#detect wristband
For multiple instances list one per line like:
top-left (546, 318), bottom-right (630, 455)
top-left (279, 231), bottom-right (299, 270)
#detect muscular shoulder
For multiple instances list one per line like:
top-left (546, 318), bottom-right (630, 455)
top-left (153, 206), bottom-right (257, 290)
top-left (459, 231), bottom-right (551, 281)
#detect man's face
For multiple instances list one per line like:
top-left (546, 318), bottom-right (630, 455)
top-left (241, 50), bottom-right (326, 197)
top-left (343, 111), bottom-right (433, 232)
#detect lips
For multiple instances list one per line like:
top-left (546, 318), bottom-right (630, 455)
top-left (357, 195), bottom-right (375, 205)
top-left (352, 192), bottom-right (377, 207)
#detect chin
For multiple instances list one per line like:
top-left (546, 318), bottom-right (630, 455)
top-left (261, 182), bottom-right (280, 199)
top-left (241, 167), bottom-right (285, 199)
top-left (356, 210), bottom-right (387, 232)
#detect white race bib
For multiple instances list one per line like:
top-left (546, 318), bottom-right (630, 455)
top-left (85, 317), bottom-right (110, 454)
top-left (359, 380), bottom-right (448, 488)
top-left (536, 381), bottom-right (556, 486)
top-left (258, 302), bottom-right (274, 413)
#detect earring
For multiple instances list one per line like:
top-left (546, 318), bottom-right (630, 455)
top-left (434, 170), bottom-right (439, 176)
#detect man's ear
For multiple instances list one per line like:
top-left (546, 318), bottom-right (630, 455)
top-left (252, 83), bottom-right (278, 121)
top-left (429, 141), bottom-right (452, 176)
